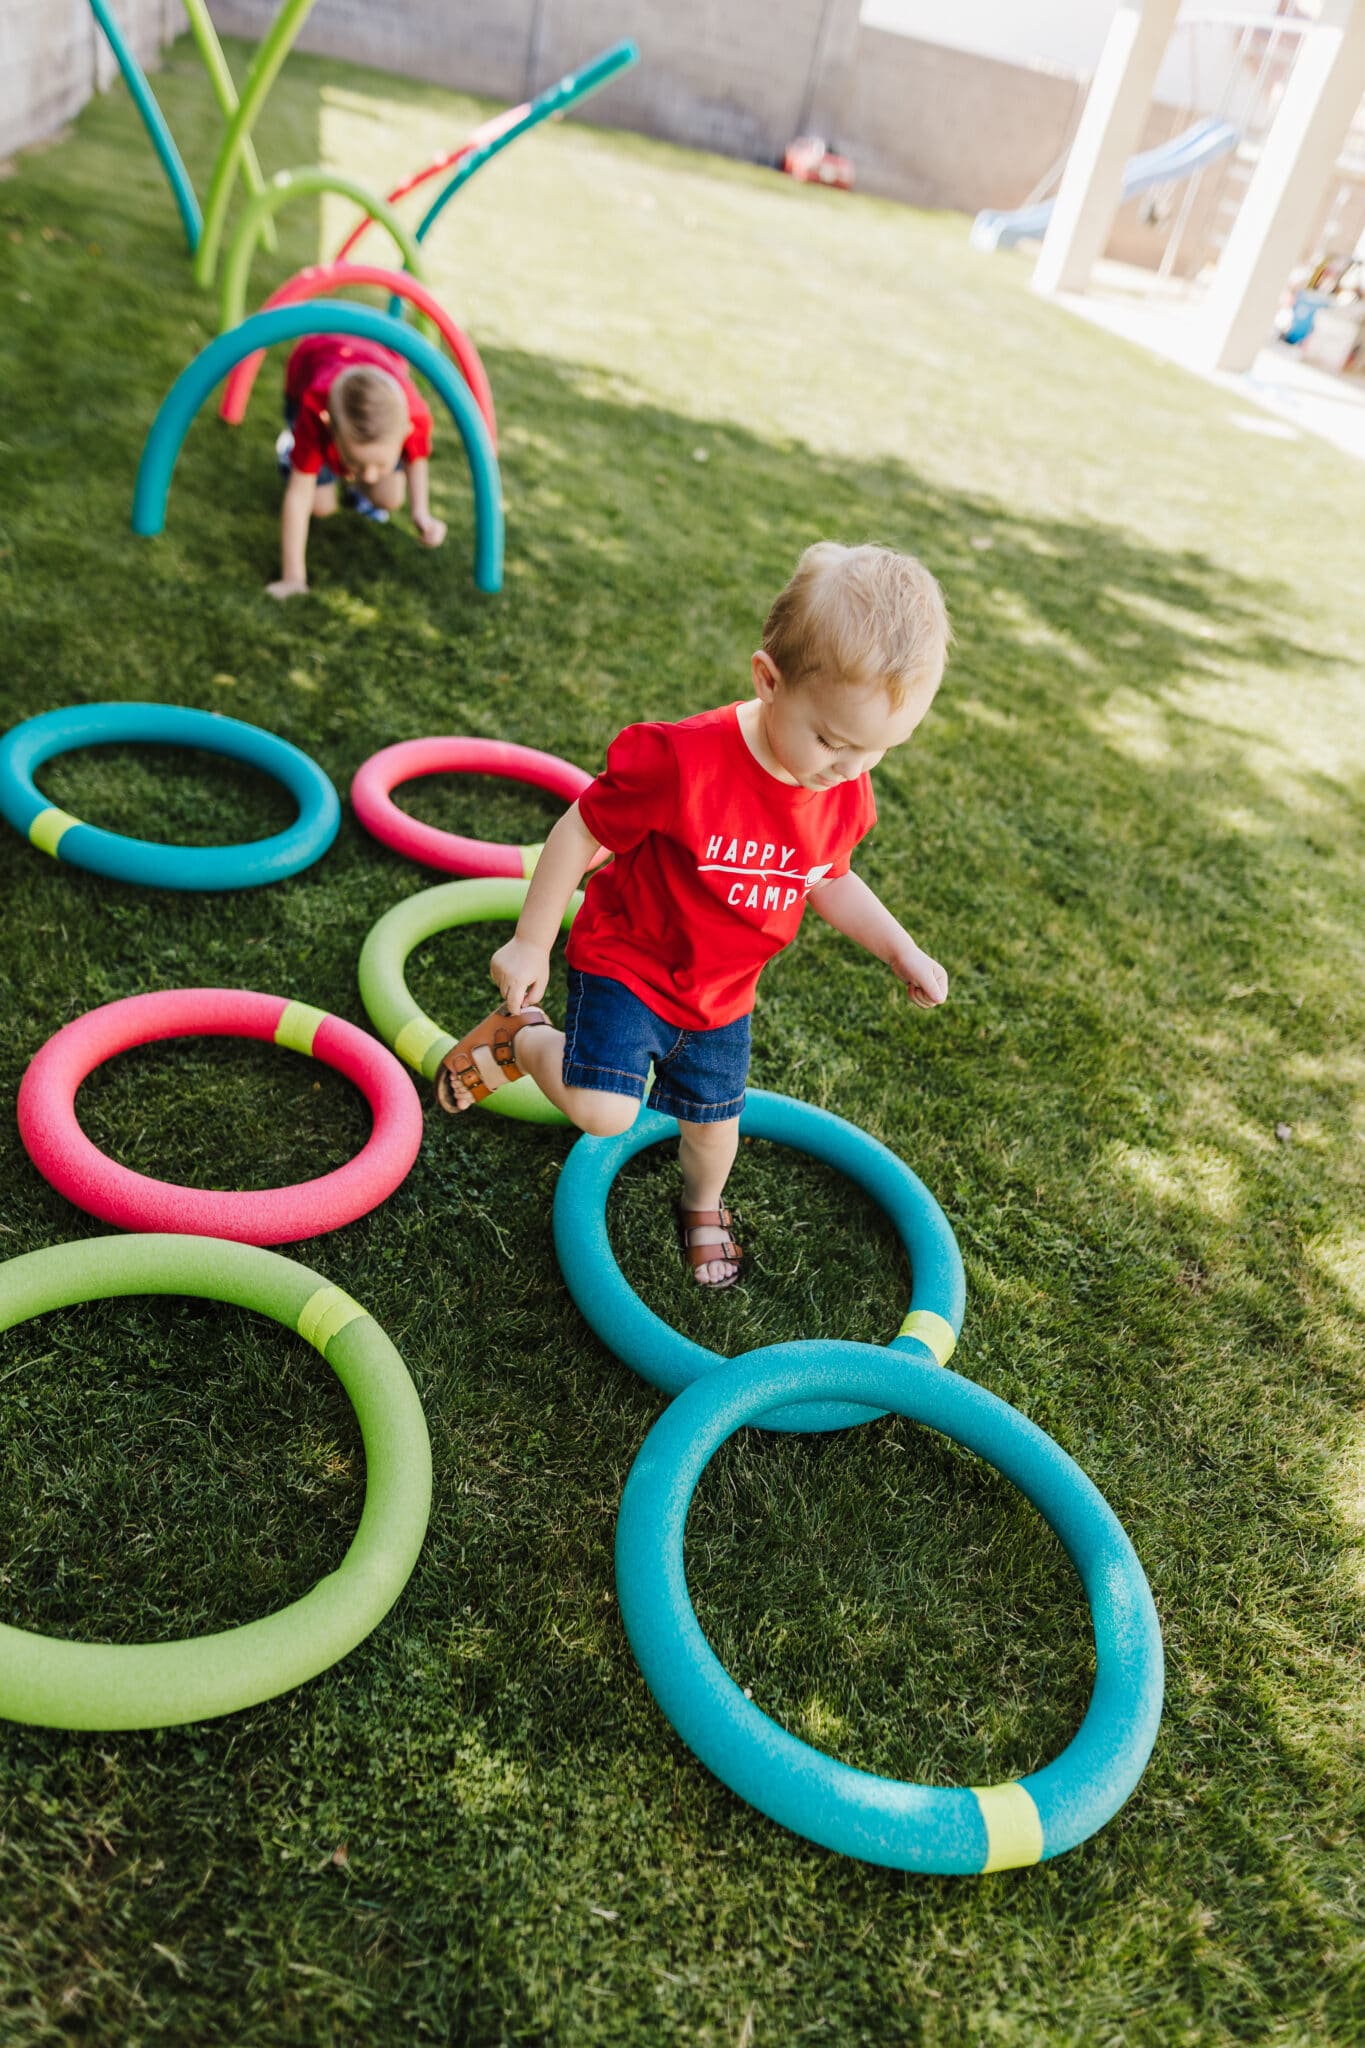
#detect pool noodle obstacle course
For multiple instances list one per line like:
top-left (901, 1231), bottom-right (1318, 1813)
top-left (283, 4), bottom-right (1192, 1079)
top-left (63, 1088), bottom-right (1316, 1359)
top-left (9, 23), bottom-right (1165, 1848)
top-left (0, 701), bottom-right (339, 889)
top-left (132, 301), bottom-right (504, 593)
top-left (18, 989), bottom-right (423, 1244)
top-left (0, 1235), bottom-right (430, 1730)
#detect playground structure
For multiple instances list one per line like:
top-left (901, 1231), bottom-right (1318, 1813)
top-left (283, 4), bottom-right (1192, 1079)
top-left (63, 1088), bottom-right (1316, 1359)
top-left (971, 114), bottom-right (1238, 252)
top-left (1026, 0), bottom-right (1365, 374)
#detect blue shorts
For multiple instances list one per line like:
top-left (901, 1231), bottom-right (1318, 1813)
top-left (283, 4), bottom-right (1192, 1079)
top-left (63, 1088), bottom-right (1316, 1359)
top-left (562, 969), bottom-right (750, 1125)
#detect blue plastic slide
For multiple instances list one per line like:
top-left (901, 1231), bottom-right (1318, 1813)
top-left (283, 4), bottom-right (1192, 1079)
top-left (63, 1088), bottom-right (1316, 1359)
top-left (971, 117), bottom-right (1239, 252)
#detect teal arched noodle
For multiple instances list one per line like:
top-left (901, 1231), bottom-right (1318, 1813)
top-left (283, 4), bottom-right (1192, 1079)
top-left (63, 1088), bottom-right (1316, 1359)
top-left (193, 0), bottom-right (318, 288)
top-left (414, 41), bottom-right (638, 248)
top-left (220, 169), bottom-right (426, 334)
top-left (132, 300), bottom-right (503, 593)
top-left (88, 0), bottom-right (202, 252)
top-left (616, 1339), bottom-right (1165, 1872)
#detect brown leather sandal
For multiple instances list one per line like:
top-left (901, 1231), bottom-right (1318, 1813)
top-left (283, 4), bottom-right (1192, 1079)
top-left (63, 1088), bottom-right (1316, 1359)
top-left (435, 1003), bottom-right (552, 1114)
top-left (678, 1203), bottom-right (744, 1288)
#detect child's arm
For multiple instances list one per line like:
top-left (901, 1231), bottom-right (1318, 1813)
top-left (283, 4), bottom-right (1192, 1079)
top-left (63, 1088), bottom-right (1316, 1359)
top-left (407, 458), bottom-right (446, 549)
top-left (808, 870), bottom-right (948, 1007)
top-left (268, 468), bottom-right (315, 598)
top-left (490, 801), bottom-right (603, 1012)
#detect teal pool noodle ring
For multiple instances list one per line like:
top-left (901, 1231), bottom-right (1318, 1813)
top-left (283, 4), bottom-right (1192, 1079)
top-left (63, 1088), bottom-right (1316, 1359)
top-left (615, 1339), bottom-right (1165, 1872)
top-left (132, 300), bottom-right (503, 593)
top-left (553, 1090), bottom-right (965, 1432)
top-left (0, 700), bottom-right (339, 890)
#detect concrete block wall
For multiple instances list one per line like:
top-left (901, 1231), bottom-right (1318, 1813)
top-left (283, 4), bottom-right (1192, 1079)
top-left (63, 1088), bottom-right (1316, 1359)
top-left (1, 0), bottom-right (185, 161)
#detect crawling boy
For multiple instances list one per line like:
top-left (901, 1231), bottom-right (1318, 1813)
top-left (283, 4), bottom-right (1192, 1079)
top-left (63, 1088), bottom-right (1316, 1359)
top-left (268, 334), bottom-right (448, 598)
top-left (439, 542), bottom-right (951, 1285)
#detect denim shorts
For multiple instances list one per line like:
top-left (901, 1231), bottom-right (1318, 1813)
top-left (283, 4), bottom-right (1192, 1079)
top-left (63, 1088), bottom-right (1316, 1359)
top-left (562, 969), bottom-right (750, 1124)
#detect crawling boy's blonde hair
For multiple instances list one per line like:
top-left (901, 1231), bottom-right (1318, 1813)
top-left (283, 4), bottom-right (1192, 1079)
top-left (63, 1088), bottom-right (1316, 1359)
top-left (331, 364), bottom-right (408, 446)
top-left (762, 542), bottom-right (951, 706)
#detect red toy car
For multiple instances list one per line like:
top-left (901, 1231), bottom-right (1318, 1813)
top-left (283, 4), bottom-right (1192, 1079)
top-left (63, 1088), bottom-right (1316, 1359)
top-left (782, 136), bottom-right (855, 191)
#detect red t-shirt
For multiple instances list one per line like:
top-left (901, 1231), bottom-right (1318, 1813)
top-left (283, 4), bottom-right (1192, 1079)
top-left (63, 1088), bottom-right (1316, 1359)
top-left (283, 335), bottom-right (434, 477)
top-left (568, 703), bottom-right (876, 1029)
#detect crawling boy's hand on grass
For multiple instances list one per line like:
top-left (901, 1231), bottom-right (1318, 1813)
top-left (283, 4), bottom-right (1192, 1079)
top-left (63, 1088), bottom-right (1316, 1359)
top-left (414, 513), bottom-right (447, 549)
top-left (266, 576), bottom-right (308, 600)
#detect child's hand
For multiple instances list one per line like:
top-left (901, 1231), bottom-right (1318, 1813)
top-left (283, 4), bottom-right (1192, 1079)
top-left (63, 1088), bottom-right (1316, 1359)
top-left (894, 942), bottom-right (948, 1008)
top-left (414, 514), bottom-right (447, 549)
top-left (266, 577), bottom-right (309, 600)
top-left (491, 937), bottom-right (552, 1015)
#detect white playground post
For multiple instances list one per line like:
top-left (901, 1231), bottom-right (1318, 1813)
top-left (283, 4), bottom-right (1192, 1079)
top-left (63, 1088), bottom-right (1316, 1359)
top-left (1031, 0), bottom-right (1183, 299)
top-left (1195, 0), bottom-right (1365, 371)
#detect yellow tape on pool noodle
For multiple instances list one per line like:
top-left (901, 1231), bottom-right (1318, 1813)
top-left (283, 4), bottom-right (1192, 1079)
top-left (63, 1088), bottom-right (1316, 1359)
top-left (972, 1781), bottom-right (1043, 1871)
top-left (28, 806), bottom-right (80, 858)
top-left (897, 1309), bottom-right (957, 1365)
top-left (394, 1014), bottom-right (447, 1070)
top-left (296, 1284), bottom-right (368, 1354)
top-left (274, 1000), bottom-right (327, 1056)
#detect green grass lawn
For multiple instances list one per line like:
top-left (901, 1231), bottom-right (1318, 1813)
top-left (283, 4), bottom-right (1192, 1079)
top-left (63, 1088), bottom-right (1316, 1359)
top-left (0, 34), bottom-right (1362, 2047)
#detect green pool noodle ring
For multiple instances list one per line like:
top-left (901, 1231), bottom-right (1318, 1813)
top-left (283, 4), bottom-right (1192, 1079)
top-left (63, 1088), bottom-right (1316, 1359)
top-left (0, 1234), bottom-right (431, 1730)
top-left (358, 877), bottom-right (582, 1123)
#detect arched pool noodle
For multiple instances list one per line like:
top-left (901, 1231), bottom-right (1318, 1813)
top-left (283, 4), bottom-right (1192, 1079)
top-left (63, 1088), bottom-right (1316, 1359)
top-left (332, 103), bottom-right (526, 264)
top-left (87, 0), bottom-right (202, 252)
top-left (194, 0), bottom-right (318, 288)
top-left (181, 0), bottom-right (276, 248)
top-left (217, 264), bottom-right (497, 449)
top-left (220, 170), bottom-right (426, 334)
top-left (415, 42), bottom-right (638, 246)
top-left (132, 300), bottom-right (503, 594)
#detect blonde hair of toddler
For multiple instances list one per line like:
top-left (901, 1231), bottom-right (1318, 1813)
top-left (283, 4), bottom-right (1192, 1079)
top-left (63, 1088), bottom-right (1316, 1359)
top-left (762, 542), bottom-right (951, 706)
top-left (331, 364), bottom-right (408, 446)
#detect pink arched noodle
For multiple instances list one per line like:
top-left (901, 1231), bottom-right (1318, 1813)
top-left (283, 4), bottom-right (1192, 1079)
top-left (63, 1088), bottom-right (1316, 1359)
top-left (216, 262), bottom-right (496, 449)
top-left (331, 104), bottom-right (526, 263)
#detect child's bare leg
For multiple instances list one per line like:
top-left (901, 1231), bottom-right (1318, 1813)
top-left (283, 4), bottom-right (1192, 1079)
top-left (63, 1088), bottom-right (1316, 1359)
top-left (312, 482), bottom-right (339, 517)
top-left (366, 470), bottom-right (407, 512)
top-left (450, 1021), bottom-right (637, 1137)
top-left (677, 1116), bottom-right (741, 1285)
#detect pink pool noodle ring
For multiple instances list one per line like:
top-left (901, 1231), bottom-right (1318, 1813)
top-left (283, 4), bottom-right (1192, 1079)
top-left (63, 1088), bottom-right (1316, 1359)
top-left (350, 736), bottom-right (609, 879)
top-left (17, 989), bottom-right (422, 1244)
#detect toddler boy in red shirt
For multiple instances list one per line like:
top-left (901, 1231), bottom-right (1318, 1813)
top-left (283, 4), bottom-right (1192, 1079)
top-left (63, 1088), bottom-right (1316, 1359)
top-left (267, 334), bottom-right (448, 599)
top-left (438, 542), bottom-right (951, 1285)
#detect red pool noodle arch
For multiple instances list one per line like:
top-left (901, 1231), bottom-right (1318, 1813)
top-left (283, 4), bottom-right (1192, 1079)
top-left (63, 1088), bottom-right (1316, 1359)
top-left (217, 262), bottom-right (497, 448)
top-left (331, 106), bottom-right (525, 263)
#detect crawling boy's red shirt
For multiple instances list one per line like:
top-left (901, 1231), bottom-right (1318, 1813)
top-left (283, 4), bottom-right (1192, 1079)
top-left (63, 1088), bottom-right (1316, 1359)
top-left (283, 335), bottom-right (434, 477)
top-left (568, 703), bottom-right (876, 1030)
